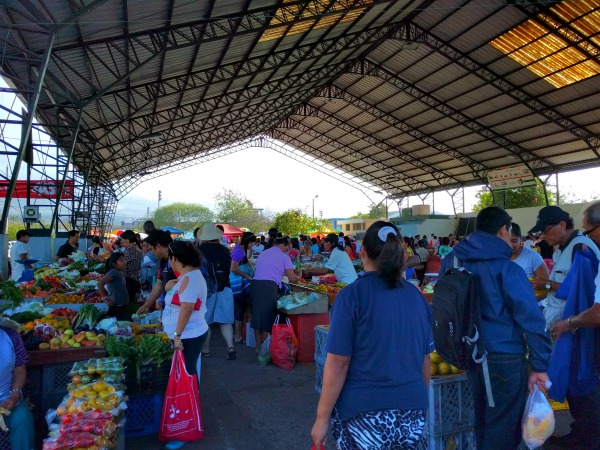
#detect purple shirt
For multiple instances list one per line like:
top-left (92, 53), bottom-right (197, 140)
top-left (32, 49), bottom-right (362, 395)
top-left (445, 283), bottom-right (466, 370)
top-left (231, 245), bottom-right (245, 263)
top-left (1, 326), bottom-right (29, 366)
top-left (253, 246), bottom-right (294, 287)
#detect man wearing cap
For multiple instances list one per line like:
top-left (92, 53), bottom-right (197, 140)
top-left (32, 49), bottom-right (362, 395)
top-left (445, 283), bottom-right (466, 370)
top-left (10, 230), bottom-right (32, 281)
top-left (529, 206), bottom-right (600, 328)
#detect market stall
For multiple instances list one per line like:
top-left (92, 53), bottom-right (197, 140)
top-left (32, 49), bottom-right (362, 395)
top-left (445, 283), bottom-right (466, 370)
top-left (0, 255), bottom-right (174, 449)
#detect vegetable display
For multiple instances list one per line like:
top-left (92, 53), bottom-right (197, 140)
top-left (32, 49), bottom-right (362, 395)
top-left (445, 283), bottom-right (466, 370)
top-left (72, 304), bottom-right (103, 330)
top-left (0, 280), bottom-right (24, 309)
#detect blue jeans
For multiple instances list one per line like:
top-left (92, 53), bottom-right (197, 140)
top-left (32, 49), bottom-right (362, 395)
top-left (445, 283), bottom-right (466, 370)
top-left (467, 353), bottom-right (527, 450)
top-left (567, 382), bottom-right (600, 448)
top-left (5, 399), bottom-right (34, 450)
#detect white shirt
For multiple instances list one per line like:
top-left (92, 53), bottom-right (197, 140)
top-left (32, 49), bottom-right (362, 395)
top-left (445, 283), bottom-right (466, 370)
top-left (523, 239), bottom-right (534, 249)
top-left (354, 240), bottom-right (362, 254)
top-left (325, 248), bottom-right (358, 284)
top-left (162, 270), bottom-right (209, 339)
top-left (10, 241), bottom-right (31, 281)
top-left (513, 246), bottom-right (545, 278)
top-left (253, 243), bottom-right (265, 253)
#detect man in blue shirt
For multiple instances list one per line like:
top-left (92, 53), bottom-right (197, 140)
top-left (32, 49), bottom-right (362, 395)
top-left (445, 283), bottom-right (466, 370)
top-left (443, 207), bottom-right (551, 449)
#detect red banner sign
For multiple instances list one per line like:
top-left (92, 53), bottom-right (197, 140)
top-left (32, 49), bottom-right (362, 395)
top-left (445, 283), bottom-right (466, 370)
top-left (0, 180), bottom-right (74, 199)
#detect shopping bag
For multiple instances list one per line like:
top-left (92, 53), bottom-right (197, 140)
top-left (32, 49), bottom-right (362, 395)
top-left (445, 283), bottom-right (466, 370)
top-left (258, 335), bottom-right (271, 366)
top-left (522, 384), bottom-right (555, 449)
top-left (270, 315), bottom-right (298, 370)
top-left (159, 350), bottom-right (204, 443)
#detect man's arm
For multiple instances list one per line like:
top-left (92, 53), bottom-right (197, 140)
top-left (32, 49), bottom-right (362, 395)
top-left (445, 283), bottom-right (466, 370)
top-left (551, 303), bottom-right (600, 340)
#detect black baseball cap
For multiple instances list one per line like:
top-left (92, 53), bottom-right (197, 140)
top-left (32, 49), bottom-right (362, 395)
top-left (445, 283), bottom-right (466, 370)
top-left (16, 230), bottom-right (31, 240)
top-left (529, 206), bottom-right (570, 234)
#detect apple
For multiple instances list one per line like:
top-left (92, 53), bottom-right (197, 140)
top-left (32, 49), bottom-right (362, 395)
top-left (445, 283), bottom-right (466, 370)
top-left (50, 338), bottom-right (60, 346)
top-left (60, 334), bottom-right (70, 344)
top-left (60, 343), bottom-right (70, 349)
top-left (75, 333), bottom-right (86, 343)
top-left (67, 338), bottom-right (75, 346)
top-left (64, 329), bottom-right (74, 336)
top-left (38, 343), bottom-right (50, 350)
top-left (97, 334), bottom-right (106, 341)
top-left (72, 342), bottom-right (81, 348)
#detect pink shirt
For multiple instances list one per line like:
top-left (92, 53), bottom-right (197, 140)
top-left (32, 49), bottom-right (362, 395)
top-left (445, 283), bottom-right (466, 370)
top-left (253, 246), bottom-right (294, 287)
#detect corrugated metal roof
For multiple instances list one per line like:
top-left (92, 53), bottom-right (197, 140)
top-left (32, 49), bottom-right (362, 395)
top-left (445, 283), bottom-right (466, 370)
top-left (1, 0), bottom-right (599, 200)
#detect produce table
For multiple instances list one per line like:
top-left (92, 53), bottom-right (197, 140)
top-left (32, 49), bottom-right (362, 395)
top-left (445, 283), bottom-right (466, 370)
top-left (28, 347), bottom-right (106, 366)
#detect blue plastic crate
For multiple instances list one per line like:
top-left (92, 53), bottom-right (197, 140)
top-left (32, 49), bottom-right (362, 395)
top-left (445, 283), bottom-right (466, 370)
top-left (0, 430), bottom-right (10, 450)
top-left (315, 354), bottom-right (325, 394)
top-left (426, 374), bottom-right (474, 435)
top-left (125, 392), bottom-right (164, 438)
top-left (314, 325), bottom-right (329, 360)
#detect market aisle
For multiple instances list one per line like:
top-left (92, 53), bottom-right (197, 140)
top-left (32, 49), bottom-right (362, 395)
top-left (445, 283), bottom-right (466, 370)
top-left (124, 324), bottom-right (573, 450)
top-left (125, 325), bottom-right (334, 450)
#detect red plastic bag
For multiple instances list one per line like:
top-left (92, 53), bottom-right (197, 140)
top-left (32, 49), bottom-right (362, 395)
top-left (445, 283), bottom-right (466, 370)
top-left (158, 350), bottom-right (204, 443)
top-left (270, 315), bottom-right (298, 370)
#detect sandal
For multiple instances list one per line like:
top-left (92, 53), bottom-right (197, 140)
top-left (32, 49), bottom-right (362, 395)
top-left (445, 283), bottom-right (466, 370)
top-left (234, 337), bottom-right (245, 344)
top-left (227, 347), bottom-right (237, 360)
top-left (201, 351), bottom-right (212, 358)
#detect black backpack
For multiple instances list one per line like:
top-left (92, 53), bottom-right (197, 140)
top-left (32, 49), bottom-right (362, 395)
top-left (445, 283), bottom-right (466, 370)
top-left (432, 257), bottom-right (495, 407)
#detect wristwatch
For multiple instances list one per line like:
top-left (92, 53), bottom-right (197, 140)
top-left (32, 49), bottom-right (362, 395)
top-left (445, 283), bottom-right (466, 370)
top-left (545, 283), bottom-right (551, 290)
top-left (10, 388), bottom-right (23, 400)
top-left (173, 331), bottom-right (180, 338)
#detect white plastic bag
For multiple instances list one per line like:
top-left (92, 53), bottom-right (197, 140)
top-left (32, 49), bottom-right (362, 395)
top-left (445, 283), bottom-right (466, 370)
top-left (522, 384), bottom-right (555, 449)
top-left (258, 335), bottom-right (271, 366)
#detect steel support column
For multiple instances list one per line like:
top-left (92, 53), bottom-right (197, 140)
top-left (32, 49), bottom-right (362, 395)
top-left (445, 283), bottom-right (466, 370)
top-left (0, 32), bottom-right (55, 232)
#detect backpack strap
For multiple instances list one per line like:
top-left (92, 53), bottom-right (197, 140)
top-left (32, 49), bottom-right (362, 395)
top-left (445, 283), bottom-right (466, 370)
top-left (481, 353), bottom-right (495, 408)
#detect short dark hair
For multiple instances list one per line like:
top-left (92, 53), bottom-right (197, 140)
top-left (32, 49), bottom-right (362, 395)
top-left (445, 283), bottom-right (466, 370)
top-left (193, 227), bottom-right (200, 238)
top-left (120, 230), bottom-right (137, 242)
top-left (143, 220), bottom-right (155, 230)
top-left (441, 237), bottom-right (450, 246)
top-left (68, 230), bottom-right (80, 238)
top-left (476, 207), bottom-right (512, 235)
top-left (339, 232), bottom-right (344, 237)
top-left (105, 251), bottom-right (124, 272)
top-left (311, 237), bottom-right (317, 244)
top-left (363, 221), bottom-right (404, 288)
top-left (16, 230), bottom-right (30, 240)
top-left (275, 236), bottom-right (289, 246)
top-left (511, 222), bottom-right (522, 238)
top-left (168, 241), bottom-right (201, 267)
top-left (145, 230), bottom-right (173, 248)
top-left (268, 228), bottom-right (278, 238)
top-left (324, 233), bottom-right (343, 251)
top-left (216, 224), bottom-right (224, 232)
top-left (584, 202), bottom-right (600, 227)
top-left (92, 237), bottom-right (102, 244)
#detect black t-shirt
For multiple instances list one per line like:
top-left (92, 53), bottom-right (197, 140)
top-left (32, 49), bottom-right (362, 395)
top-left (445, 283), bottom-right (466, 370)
top-left (199, 243), bottom-right (232, 291)
top-left (56, 241), bottom-right (78, 258)
top-left (158, 258), bottom-right (177, 300)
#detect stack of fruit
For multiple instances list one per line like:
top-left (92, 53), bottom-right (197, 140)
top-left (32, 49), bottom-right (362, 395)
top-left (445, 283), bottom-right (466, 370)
top-left (39, 329), bottom-right (105, 350)
top-left (46, 293), bottom-right (85, 304)
top-left (430, 351), bottom-right (462, 376)
top-left (44, 358), bottom-right (126, 450)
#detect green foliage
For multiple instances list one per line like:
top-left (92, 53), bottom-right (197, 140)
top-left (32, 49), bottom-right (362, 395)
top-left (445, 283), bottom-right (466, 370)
top-left (272, 209), bottom-right (317, 236)
top-left (152, 202), bottom-right (214, 231)
top-left (236, 208), bottom-right (275, 234)
top-left (6, 220), bottom-right (23, 240)
top-left (347, 203), bottom-right (388, 219)
top-left (214, 190), bottom-right (254, 224)
top-left (472, 182), bottom-right (556, 212)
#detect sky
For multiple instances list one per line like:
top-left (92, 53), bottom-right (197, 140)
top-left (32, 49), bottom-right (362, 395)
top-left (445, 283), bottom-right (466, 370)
top-left (115, 143), bottom-right (599, 224)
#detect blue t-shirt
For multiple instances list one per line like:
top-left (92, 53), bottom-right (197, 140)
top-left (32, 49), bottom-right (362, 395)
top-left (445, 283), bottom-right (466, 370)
top-left (311, 244), bottom-right (319, 255)
top-left (326, 272), bottom-right (434, 420)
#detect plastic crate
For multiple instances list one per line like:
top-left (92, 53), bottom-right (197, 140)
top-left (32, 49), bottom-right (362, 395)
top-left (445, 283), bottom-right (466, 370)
top-left (417, 428), bottom-right (476, 450)
top-left (427, 374), bottom-right (474, 435)
top-left (125, 361), bottom-right (171, 394)
top-left (0, 430), bottom-right (10, 450)
top-left (315, 354), bottom-right (325, 394)
top-left (314, 325), bottom-right (329, 360)
top-left (545, 391), bottom-right (569, 411)
top-left (125, 392), bottom-right (164, 438)
top-left (246, 322), bottom-right (256, 348)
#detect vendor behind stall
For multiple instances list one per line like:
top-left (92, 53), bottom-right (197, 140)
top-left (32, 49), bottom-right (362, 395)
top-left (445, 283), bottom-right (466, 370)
top-left (0, 325), bottom-right (34, 450)
top-left (10, 230), bottom-right (32, 282)
top-left (55, 230), bottom-right (80, 260)
top-left (311, 234), bottom-right (358, 284)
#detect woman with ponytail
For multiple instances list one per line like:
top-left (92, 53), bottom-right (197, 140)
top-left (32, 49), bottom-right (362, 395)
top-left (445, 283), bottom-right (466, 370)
top-left (311, 221), bottom-right (433, 450)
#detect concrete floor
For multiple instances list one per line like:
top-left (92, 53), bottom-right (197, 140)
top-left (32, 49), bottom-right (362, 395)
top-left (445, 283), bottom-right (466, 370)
top-left (125, 327), bottom-right (575, 450)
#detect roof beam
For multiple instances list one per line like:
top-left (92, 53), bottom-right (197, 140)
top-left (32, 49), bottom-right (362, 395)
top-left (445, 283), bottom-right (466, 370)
top-left (271, 128), bottom-right (406, 195)
top-left (313, 84), bottom-right (488, 178)
top-left (410, 23), bottom-right (600, 153)
top-left (349, 59), bottom-right (554, 171)
top-left (289, 102), bottom-right (457, 188)
top-left (275, 116), bottom-right (412, 190)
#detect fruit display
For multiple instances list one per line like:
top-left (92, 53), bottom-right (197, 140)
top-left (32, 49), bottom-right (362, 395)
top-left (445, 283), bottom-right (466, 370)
top-left (40, 330), bottom-right (105, 350)
top-left (46, 293), bottom-right (86, 304)
top-left (430, 351), bottom-right (461, 376)
top-left (42, 432), bottom-right (111, 450)
top-left (83, 289), bottom-right (102, 303)
top-left (313, 282), bottom-right (347, 295)
top-left (70, 357), bottom-right (126, 377)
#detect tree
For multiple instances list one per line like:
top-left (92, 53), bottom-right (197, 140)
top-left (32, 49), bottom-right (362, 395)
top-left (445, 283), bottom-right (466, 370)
top-left (152, 202), bottom-right (214, 231)
top-left (472, 182), bottom-right (556, 212)
top-left (313, 218), bottom-right (334, 234)
top-left (272, 209), bottom-right (317, 236)
top-left (347, 203), bottom-right (387, 219)
top-left (214, 190), bottom-right (254, 224)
